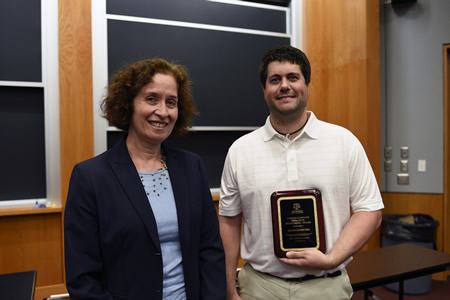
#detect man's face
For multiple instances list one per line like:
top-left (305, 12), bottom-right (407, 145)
top-left (263, 61), bottom-right (309, 118)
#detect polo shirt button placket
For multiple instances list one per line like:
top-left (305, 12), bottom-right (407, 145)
top-left (287, 146), bottom-right (298, 180)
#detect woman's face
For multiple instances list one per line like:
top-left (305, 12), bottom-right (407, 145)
top-left (128, 72), bottom-right (179, 145)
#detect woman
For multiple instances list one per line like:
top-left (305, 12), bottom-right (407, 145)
top-left (64, 58), bottom-right (226, 299)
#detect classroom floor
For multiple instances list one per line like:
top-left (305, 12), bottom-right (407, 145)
top-left (351, 276), bottom-right (450, 300)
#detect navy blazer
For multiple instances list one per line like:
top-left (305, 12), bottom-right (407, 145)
top-left (64, 138), bottom-right (226, 300)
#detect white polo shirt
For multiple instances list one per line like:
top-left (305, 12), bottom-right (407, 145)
top-left (219, 111), bottom-right (383, 278)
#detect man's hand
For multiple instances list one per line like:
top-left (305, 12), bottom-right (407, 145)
top-left (279, 249), bottom-right (337, 270)
top-left (280, 211), bottom-right (382, 271)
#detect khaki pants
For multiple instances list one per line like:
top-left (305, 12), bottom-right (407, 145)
top-left (238, 264), bottom-right (353, 300)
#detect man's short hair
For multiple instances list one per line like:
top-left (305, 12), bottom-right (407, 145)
top-left (258, 45), bottom-right (311, 88)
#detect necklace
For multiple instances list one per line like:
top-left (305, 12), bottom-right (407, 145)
top-left (275, 117), bottom-right (309, 140)
top-left (140, 153), bottom-right (169, 197)
top-left (159, 150), bottom-right (167, 170)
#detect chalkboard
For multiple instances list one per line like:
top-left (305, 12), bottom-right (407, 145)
top-left (107, 0), bottom-right (287, 33)
top-left (108, 20), bottom-right (289, 126)
top-left (0, 87), bottom-right (46, 201)
top-left (0, 0), bottom-right (42, 82)
top-left (104, 0), bottom-right (291, 188)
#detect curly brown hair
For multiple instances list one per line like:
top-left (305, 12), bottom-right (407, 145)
top-left (101, 58), bottom-right (197, 136)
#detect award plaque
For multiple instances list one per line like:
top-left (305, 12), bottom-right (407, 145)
top-left (271, 189), bottom-right (326, 258)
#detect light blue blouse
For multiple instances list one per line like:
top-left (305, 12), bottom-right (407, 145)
top-left (139, 169), bottom-right (186, 299)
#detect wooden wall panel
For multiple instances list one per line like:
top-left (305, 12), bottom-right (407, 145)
top-left (59, 0), bottom-right (94, 205)
top-left (0, 212), bottom-right (63, 286)
top-left (302, 0), bottom-right (380, 180)
top-left (302, 0), bottom-right (380, 251)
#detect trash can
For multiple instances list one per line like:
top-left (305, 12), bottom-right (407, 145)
top-left (381, 213), bottom-right (439, 295)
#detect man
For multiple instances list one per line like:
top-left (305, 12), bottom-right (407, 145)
top-left (219, 45), bottom-right (383, 300)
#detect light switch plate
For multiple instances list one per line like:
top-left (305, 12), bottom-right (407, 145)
top-left (384, 160), bottom-right (392, 172)
top-left (400, 147), bottom-right (409, 159)
top-left (384, 147), bottom-right (392, 159)
top-left (400, 160), bottom-right (408, 172)
top-left (418, 160), bottom-right (426, 172)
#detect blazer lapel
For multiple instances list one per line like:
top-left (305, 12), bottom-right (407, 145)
top-left (108, 139), bottom-right (161, 251)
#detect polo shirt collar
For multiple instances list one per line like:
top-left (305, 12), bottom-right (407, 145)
top-left (262, 111), bottom-right (320, 142)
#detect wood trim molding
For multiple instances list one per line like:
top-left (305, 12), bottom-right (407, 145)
top-left (444, 45), bottom-right (450, 256)
top-left (55, 0), bottom-right (94, 296)
top-left (59, 0), bottom-right (94, 206)
top-left (0, 207), bottom-right (61, 217)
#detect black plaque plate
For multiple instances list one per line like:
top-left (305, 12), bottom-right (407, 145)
top-left (271, 189), bottom-right (326, 258)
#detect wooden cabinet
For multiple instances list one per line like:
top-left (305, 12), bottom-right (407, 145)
top-left (0, 208), bottom-right (67, 298)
